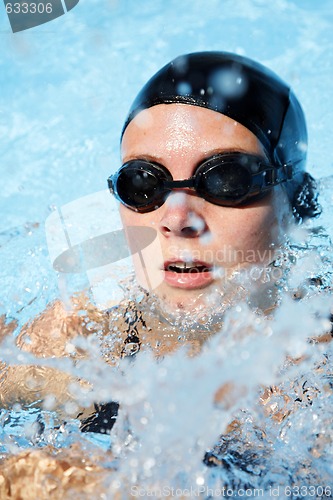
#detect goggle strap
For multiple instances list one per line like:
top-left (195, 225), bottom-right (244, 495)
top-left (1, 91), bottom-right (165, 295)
top-left (285, 164), bottom-right (294, 180)
top-left (264, 164), bottom-right (293, 186)
top-left (107, 177), bottom-right (114, 194)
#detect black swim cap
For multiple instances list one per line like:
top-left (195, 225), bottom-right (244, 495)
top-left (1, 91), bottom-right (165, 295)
top-left (122, 52), bottom-right (320, 219)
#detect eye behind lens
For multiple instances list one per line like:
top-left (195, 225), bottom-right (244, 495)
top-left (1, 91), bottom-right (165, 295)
top-left (115, 161), bottom-right (170, 211)
top-left (198, 163), bottom-right (252, 202)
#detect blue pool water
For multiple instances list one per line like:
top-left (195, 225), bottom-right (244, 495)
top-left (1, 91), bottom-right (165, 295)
top-left (1, 0), bottom-right (333, 497)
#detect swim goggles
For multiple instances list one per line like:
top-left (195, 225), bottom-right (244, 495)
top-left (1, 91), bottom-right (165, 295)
top-left (107, 152), bottom-right (293, 213)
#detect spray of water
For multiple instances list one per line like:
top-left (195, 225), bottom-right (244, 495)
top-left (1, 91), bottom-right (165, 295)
top-left (2, 209), bottom-right (333, 498)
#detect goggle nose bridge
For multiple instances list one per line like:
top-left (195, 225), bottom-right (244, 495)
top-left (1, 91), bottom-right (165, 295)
top-left (163, 178), bottom-right (197, 190)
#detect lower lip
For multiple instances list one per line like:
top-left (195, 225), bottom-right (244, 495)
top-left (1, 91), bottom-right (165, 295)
top-left (163, 269), bottom-right (214, 289)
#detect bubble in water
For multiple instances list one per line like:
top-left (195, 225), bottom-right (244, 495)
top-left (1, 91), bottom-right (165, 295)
top-left (199, 231), bottom-right (213, 245)
top-left (172, 55), bottom-right (190, 75)
top-left (209, 67), bottom-right (248, 99)
top-left (167, 191), bottom-right (187, 207)
top-left (188, 211), bottom-right (205, 232)
top-left (297, 140), bottom-right (308, 153)
top-left (176, 82), bottom-right (192, 95)
top-left (131, 108), bottom-right (154, 129)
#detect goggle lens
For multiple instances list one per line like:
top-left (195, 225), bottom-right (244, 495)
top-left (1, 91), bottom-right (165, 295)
top-left (116, 165), bottom-right (167, 209)
top-left (198, 163), bottom-right (252, 202)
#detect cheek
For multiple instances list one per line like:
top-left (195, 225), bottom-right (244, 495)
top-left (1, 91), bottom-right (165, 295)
top-left (241, 210), bottom-right (278, 247)
top-left (120, 206), bottom-right (160, 244)
top-left (119, 205), bottom-right (135, 227)
top-left (120, 206), bottom-right (143, 257)
top-left (207, 205), bottom-right (281, 261)
top-left (120, 206), bottom-right (164, 290)
top-left (120, 206), bottom-right (154, 249)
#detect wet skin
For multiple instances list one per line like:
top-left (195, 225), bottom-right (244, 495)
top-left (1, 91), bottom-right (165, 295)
top-left (120, 104), bottom-right (292, 311)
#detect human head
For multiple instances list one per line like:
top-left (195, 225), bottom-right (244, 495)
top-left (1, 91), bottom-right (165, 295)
top-left (112, 52), bottom-right (320, 311)
top-left (121, 52), bottom-right (320, 220)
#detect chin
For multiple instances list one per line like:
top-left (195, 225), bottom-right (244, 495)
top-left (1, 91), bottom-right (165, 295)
top-left (153, 282), bottom-right (219, 313)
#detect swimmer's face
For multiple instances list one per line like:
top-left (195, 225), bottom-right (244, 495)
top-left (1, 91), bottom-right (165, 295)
top-left (120, 104), bottom-right (291, 310)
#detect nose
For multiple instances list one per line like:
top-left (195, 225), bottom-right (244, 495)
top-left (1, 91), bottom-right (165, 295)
top-left (158, 192), bottom-right (207, 238)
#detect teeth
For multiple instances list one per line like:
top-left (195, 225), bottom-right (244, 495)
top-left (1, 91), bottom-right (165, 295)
top-left (173, 261), bottom-right (188, 269)
top-left (171, 261), bottom-right (199, 269)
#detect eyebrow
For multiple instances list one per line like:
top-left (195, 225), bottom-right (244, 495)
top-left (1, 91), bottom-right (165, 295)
top-left (122, 154), bottom-right (165, 164)
top-left (203, 147), bottom-right (266, 158)
top-left (122, 147), bottom-right (267, 166)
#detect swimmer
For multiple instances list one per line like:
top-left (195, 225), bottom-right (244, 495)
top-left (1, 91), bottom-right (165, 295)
top-left (1, 50), bottom-right (333, 499)
top-left (0, 52), bottom-right (325, 434)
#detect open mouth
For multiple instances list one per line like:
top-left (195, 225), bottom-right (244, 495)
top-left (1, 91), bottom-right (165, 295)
top-left (164, 261), bottom-right (212, 274)
top-left (163, 260), bottom-right (214, 289)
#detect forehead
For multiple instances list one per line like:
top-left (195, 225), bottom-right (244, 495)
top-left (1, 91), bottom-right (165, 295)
top-left (121, 103), bottom-right (265, 162)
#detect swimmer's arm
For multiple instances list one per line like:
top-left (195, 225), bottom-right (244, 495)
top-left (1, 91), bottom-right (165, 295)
top-left (0, 362), bottom-right (94, 420)
top-left (0, 296), bottom-right (109, 413)
top-left (0, 314), bottom-right (17, 344)
top-left (0, 297), bottom-right (92, 359)
top-left (16, 294), bottom-right (109, 358)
